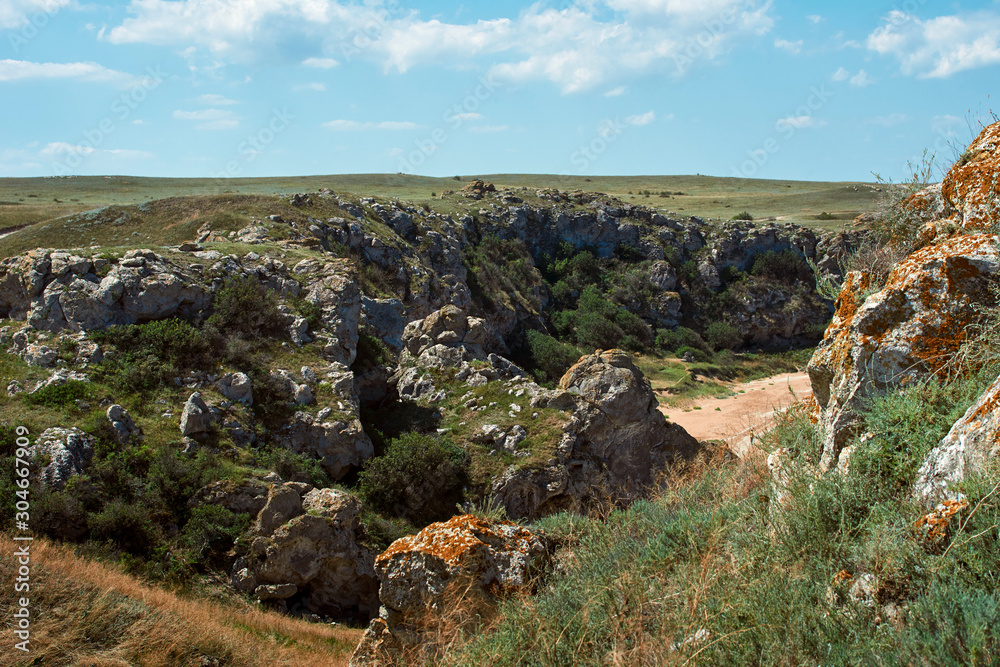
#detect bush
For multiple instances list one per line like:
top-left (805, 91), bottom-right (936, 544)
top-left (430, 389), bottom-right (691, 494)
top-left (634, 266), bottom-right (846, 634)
top-left (574, 312), bottom-right (624, 351)
top-left (89, 498), bottom-right (162, 556)
top-left (253, 446), bottom-right (331, 487)
top-left (358, 432), bottom-right (469, 525)
top-left (523, 330), bottom-right (580, 384)
top-left (22, 380), bottom-right (90, 408)
top-left (179, 504), bottom-right (250, 565)
top-left (704, 321), bottom-right (742, 351)
top-left (206, 274), bottom-right (285, 341)
top-left (674, 345), bottom-right (712, 362)
top-left (749, 249), bottom-right (813, 284)
top-left (655, 327), bottom-right (710, 355)
top-left (733, 211), bottom-right (754, 221)
top-left (90, 318), bottom-right (213, 392)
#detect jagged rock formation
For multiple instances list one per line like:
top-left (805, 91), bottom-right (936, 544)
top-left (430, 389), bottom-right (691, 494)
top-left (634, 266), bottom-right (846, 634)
top-left (809, 121), bottom-right (1000, 471)
top-left (808, 235), bottom-right (1000, 469)
top-left (913, 373), bottom-right (1000, 503)
top-left (491, 349), bottom-right (699, 519)
top-left (350, 515), bottom-right (550, 666)
top-left (231, 483), bottom-right (379, 619)
top-left (28, 427), bottom-right (95, 489)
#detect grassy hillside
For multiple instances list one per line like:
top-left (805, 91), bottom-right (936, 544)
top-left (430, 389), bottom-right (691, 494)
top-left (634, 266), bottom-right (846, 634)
top-left (0, 173), bottom-right (878, 240)
top-left (0, 533), bottom-right (361, 666)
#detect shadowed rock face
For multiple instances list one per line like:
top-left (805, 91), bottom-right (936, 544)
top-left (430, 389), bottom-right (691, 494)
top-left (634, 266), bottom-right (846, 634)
top-left (808, 235), bottom-right (1000, 470)
top-left (350, 515), bottom-right (550, 667)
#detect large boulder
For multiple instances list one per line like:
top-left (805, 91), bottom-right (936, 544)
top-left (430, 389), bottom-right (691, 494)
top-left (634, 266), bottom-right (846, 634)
top-left (490, 350), bottom-right (699, 519)
top-left (277, 412), bottom-right (373, 481)
top-left (913, 373), bottom-right (1000, 503)
top-left (400, 305), bottom-right (497, 358)
top-left (28, 427), bottom-right (95, 489)
top-left (808, 235), bottom-right (1000, 470)
top-left (351, 515), bottom-right (550, 666)
top-left (232, 485), bottom-right (379, 619)
top-left (179, 392), bottom-right (215, 437)
top-left (940, 121), bottom-right (1000, 233)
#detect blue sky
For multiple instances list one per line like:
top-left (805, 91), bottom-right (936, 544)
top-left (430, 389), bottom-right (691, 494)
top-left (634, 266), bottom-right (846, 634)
top-left (0, 0), bottom-right (998, 181)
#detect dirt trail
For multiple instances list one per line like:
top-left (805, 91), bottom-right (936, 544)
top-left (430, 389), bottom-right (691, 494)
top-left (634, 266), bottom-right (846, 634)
top-left (659, 372), bottom-right (812, 458)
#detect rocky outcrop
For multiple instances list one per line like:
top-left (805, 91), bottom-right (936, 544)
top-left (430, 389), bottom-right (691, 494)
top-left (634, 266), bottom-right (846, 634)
top-left (490, 350), bottom-right (700, 519)
top-left (231, 484), bottom-right (379, 619)
top-left (350, 515), bottom-right (550, 666)
top-left (913, 373), bottom-right (1000, 503)
top-left (180, 392), bottom-right (215, 437)
top-left (808, 235), bottom-right (1000, 470)
top-left (28, 427), bottom-right (95, 489)
top-left (107, 404), bottom-right (141, 445)
top-left (940, 122), bottom-right (1000, 233)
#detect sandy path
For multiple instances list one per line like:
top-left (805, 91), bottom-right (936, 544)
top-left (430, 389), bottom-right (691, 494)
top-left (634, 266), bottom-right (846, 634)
top-left (659, 372), bottom-right (812, 458)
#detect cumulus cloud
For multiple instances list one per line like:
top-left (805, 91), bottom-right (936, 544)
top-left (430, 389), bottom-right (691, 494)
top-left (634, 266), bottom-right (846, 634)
top-left (103, 0), bottom-right (776, 94)
top-left (849, 69), bottom-right (875, 86)
top-left (173, 108), bottom-right (240, 130)
top-left (867, 10), bottom-right (1000, 78)
top-left (605, 86), bottom-right (627, 97)
top-left (831, 66), bottom-right (849, 81)
top-left (0, 59), bottom-right (145, 87)
top-left (774, 38), bottom-right (802, 54)
top-left (0, 0), bottom-right (72, 30)
top-left (625, 111), bottom-right (656, 126)
top-left (302, 57), bottom-right (338, 69)
top-left (39, 142), bottom-right (153, 160)
top-left (776, 115), bottom-right (815, 130)
top-left (323, 120), bottom-right (419, 131)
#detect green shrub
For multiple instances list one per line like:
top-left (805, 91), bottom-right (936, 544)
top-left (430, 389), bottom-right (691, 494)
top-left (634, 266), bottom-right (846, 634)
top-left (358, 432), bottom-right (469, 525)
top-left (91, 318), bottom-right (213, 392)
top-left (674, 345), bottom-right (712, 362)
top-left (355, 328), bottom-right (391, 367)
top-left (892, 581), bottom-right (1000, 666)
top-left (206, 274), bottom-right (285, 341)
top-left (179, 504), bottom-right (250, 565)
top-left (574, 312), bottom-right (624, 350)
top-left (253, 446), bottom-right (331, 487)
top-left (733, 211), bottom-right (754, 221)
top-left (704, 321), bottom-right (742, 351)
top-left (22, 380), bottom-right (90, 408)
top-left (749, 249), bottom-right (813, 284)
top-left (89, 498), bottom-right (162, 556)
top-left (522, 330), bottom-right (580, 384)
top-left (655, 326), bottom-right (710, 354)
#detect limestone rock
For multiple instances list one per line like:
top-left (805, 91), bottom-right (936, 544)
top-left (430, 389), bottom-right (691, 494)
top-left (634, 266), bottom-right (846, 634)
top-left (277, 411), bottom-right (373, 481)
top-left (180, 392), bottom-right (215, 437)
top-left (28, 427), bottom-right (95, 489)
top-left (253, 484), bottom-right (304, 537)
top-left (940, 121), bottom-right (1000, 233)
top-left (216, 372), bottom-right (253, 405)
top-left (351, 515), bottom-right (549, 665)
top-left (189, 478), bottom-right (270, 516)
top-left (913, 373), bottom-right (1000, 503)
top-left (808, 235), bottom-right (1000, 470)
top-left (107, 404), bottom-right (141, 445)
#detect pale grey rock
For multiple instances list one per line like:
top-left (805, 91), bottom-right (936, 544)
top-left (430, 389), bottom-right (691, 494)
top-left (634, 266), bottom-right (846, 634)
top-left (28, 427), bottom-right (95, 489)
top-left (180, 392), bottom-right (215, 436)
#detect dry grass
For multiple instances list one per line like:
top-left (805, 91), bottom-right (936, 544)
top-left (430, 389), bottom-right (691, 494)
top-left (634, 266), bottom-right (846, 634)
top-left (0, 533), bottom-right (361, 666)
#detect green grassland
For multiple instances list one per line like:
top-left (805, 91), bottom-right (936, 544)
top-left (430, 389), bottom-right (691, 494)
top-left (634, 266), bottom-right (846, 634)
top-left (0, 173), bottom-right (878, 243)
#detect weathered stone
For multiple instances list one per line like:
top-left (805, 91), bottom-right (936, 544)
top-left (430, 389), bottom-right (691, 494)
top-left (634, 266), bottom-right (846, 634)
top-left (808, 235), bottom-right (1000, 470)
top-left (216, 372), bottom-right (253, 405)
top-left (28, 427), bottom-right (95, 489)
top-left (253, 484), bottom-right (303, 537)
top-left (180, 392), bottom-right (215, 436)
top-left (913, 373), bottom-right (1000, 503)
top-left (107, 404), bottom-right (141, 445)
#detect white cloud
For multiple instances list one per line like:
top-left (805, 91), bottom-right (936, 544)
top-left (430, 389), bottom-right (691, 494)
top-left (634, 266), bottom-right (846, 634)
top-left (774, 38), bottom-right (802, 54)
top-left (625, 110), bottom-right (656, 126)
top-left (323, 120), bottom-right (419, 131)
top-left (807, 15), bottom-right (823, 24)
top-left (0, 59), bottom-right (144, 87)
top-left (197, 93), bottom-right (238, 105)
top-left (132, 119), bottom-right (149, 125)
top-left (451, 112), bottom-right (482, 122)
top-left (867, 10), bottom-right (1000, 78)
top-left (867, 113), bottom-right (907, 126)
top-left (776, 115), bottom-right (815, 129)
top-left (173, 108), bottom-right (240, 130)
top-left (293, 82), bottom-right (326, 92)
top-left (302, 57), bottom-right (339, 69)
top-left (38, 142), bottom-right (153, 160)
top-left (104, 0), bottom-right (776, 94)
top-left (605, 86), bottom-right (627, 97)
top-left (469, 125), bottom-right (508, 133)
top-left (831, 66), bottom-right (849, 81)
top-left (0, 0), bottom-right (72, 30)
top-left (849, 69), bottom-right (875, 86)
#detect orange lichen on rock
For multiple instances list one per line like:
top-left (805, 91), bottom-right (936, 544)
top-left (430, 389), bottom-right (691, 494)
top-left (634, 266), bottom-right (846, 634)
top-left (376, 514), bottom-right (539, 568)
top-left (915, 498), bottom-right (968, 543)
top-left (940, 121), bottom-right (1000, 232)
